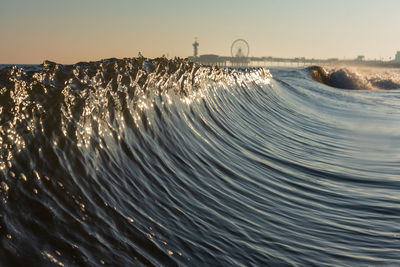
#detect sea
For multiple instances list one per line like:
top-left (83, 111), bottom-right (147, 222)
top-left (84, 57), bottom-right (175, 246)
top-left (0, 58), bottom-right (400, 266)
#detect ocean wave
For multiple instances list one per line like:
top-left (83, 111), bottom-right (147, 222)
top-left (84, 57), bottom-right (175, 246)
top-left (308, 65), bottom-right (400, 90)
top-left (1, 58), bottom-right (399, 266)
top-left (0, 58), bottom-right (270, 164)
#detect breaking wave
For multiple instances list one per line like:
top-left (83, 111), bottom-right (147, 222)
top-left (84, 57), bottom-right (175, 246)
top-left (1, 58), bottom-right (400, 266)
top-left (308, 65), bottom-right (400, 90)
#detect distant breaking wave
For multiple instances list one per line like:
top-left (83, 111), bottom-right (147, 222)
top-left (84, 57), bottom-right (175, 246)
top-left (308, 65), bottom-right (400, 90)
top-left (0, 58), bottom-right (400, 266)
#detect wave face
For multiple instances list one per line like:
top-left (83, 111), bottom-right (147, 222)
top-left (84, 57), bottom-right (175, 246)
top-left (1, 58), bottom-right (400, 266)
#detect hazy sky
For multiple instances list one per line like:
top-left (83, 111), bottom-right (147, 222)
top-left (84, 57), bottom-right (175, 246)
top-left (1, 0), bottom-right (399, 64)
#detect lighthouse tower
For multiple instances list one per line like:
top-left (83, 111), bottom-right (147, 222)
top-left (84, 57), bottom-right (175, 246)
top-left (193, 38), bottom-right (199, 58)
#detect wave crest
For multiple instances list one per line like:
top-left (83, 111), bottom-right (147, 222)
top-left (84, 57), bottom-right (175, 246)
top-left (0, 57), bottom-right (270, 169)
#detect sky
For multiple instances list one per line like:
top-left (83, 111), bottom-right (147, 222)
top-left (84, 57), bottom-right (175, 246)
top-left (0, 0), bottom-right (399, 64)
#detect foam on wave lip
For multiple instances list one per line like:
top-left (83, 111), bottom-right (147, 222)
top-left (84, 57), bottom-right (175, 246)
top-left (308, 65), bottom-right (400, 90)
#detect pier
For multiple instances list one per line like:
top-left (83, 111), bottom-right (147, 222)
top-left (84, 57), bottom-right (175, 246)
top-left (189, 39), bottom-right (400, 68)
top-left (189, 55), bottom-right (400, 68)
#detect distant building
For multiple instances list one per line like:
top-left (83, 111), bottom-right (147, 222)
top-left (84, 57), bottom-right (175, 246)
top-left (395, 51), bottom-right (400, 62)
top-left (355, 55), bottom-right (365, 61)
top-left (197, 54), bottom-right (221, 64)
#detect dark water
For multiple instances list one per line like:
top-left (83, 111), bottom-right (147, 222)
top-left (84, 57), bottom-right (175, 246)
top-left (0, 58), bottom-right (400, 266)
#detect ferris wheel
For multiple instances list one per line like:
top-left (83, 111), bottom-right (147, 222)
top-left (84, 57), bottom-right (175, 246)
top-left (231, 39), bottom-right (250, 58)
